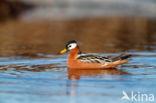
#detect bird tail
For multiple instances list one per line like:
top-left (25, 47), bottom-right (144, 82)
top-left (103, 59), bottom-right (131, 68)
top-left (120, 54), bottom-right (132, 60)
top-left (103, 53), bottom-right (132, 68)
top-left (112, 53), bottom-right (132, 62)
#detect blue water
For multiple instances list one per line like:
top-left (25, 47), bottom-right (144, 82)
top-left (0, 52), bottom-right (156, 103)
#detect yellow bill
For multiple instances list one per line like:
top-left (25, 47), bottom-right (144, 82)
top-left (59, 49), bottom-right (67, 54)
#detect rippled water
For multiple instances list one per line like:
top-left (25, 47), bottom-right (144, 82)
top-left (0, 51), bottom-right (156, 103)
top-left (0, 1), bottom-right (156, 103)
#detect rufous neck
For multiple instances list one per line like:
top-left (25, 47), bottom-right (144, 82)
top-left (68, 46), bottom-right (80, 59)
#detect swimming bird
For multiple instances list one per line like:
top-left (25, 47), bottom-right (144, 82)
top-left (58, 40), bottom-right (131, 69)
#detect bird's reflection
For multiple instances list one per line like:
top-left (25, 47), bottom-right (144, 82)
top-left (67, 68), bottom-right (127, 80)
top-left (66, 68), bottom-right (128, 103)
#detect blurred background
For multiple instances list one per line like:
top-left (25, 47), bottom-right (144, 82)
top-left (0, 1), bottom-right (156, 103)
top-left (0, 0), bottom-right (156, 56)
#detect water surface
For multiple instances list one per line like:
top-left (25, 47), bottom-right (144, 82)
top-left (0, 52), bottom-right (156, 103)
top-left (0, 0), bottom-right (156, 103)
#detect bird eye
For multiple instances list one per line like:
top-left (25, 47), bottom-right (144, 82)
top-left (68, 45), bottom-right (71, 48)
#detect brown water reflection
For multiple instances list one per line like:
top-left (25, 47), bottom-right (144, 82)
top-left (68, 68), bottom-right (127, 80)
top-left (0, 64), bottom-right (62, 72)
top-left (0, 17), bottom-right (156, 56)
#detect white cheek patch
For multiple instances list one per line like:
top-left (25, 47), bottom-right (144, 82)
top-left (69, 43), bottom-right (77, 50)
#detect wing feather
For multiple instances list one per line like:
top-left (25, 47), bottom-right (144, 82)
top-left (77, 53), bottom-right (112, 64)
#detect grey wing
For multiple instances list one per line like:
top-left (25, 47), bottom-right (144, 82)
top-left (77, 53), bottom-right (112, 65)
